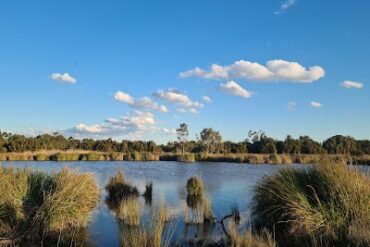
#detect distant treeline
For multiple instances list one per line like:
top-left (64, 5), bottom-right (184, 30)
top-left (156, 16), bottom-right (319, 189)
top-left (0, 129), bottom-right (369, 156)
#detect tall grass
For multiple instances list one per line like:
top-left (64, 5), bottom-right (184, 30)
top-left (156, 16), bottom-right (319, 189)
top-left (252, 162), bottom-right (370, 246)
top-left (0, 166), bottom-right (99, 245)
top-left (106, 172), bottom-right (139, 207)
top-left (229, 224), bottom-right (276, 247)
top-left (186, 177), bottom-right (204, 196)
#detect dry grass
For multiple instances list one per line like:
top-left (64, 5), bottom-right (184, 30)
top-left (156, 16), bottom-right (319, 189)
top-left (252, 161), bottom-right (370, 246)
top-left (0, 166), bottom-right (99, 245)
top-left (117, 206), bottom-right (175, 247)
top-left (106, 172), bottom-right (139, 207)
top-left (229, 224), bottom-right (276, 247)
top-left (116, 197), bottom-right (140, 226)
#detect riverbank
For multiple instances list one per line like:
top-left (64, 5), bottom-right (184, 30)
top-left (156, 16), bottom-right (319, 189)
top-left (1, 150), bottom-right (369, 165)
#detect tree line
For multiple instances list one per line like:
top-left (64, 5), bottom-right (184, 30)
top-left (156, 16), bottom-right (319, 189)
top-left (0, 125), bottom-right (369, 155)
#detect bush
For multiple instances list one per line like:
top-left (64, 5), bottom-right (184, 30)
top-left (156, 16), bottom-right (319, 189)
top-left (252, 162), bottom-right (370, 246)
top-left (186, 177), bottom-right (204, 196)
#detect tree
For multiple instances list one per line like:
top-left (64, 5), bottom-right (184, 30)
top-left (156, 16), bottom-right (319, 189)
top-left (323, 135), bottom-right (357, 155)
top-left (176, 123), bottom-right (189, 154)
top-left (199, 128), bottom-right (222, 154)
top-left (299, 136), bottom-right (325, 154)
top-left (283, 135), bottom-right (301, 154)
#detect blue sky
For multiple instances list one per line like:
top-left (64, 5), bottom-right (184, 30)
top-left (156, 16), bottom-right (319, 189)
top-left (0, 0), bottom-right (369, 143)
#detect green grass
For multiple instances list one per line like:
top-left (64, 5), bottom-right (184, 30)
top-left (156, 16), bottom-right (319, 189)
top-left (252, 162), bottom-right (370, 246)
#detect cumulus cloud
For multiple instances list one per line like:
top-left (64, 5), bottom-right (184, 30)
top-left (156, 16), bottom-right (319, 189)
top-left (50, 73), bottom-right (76, 84)
top-left (176, 108), bottom-right (187, 113)
top-left (340, 80), bottom-right (364, 89)
top-left (219, 81), bottom-right (252, 99)
top-left (310, 101), bottom-right (323, 108)
top-left (153, 89), bottom-right (203, 109)
top-left (180, 59), bottom-right (325, 83)
top-left (287, 101), bottom-right (296, 111)
top-left (66, 111), bottom-right (174, 139)
top-left (275, 0), bottom-right (296, 15)
top-left (114, 91), bottom-right (168, 113)
top-left (202, 96), bottom-right (212, 103)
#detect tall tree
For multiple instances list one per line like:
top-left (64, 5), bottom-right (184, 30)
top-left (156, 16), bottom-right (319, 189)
top-left (199, 128), bottom-right (222, 154)
top-left (176, 123), bottom-right (189, 154)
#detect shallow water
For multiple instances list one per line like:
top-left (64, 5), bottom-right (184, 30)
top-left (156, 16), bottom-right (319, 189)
top-left (0, 161), bottom-right (306, 245)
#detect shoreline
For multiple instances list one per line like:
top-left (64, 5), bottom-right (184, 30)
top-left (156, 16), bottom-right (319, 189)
top-left (0, 151), bottom-right (369, 165)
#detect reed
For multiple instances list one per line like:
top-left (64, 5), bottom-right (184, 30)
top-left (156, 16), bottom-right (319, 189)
top-left (229, 224), bottom-right (276, 247)
top-left (186, 177), bottom-right (204, 196)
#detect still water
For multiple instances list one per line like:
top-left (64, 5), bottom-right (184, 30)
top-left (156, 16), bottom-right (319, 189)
top-left (1, 161), bottom-right (305, 246)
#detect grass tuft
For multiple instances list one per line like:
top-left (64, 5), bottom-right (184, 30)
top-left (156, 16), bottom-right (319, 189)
top-left (252, 161), bottom-right (370, 246)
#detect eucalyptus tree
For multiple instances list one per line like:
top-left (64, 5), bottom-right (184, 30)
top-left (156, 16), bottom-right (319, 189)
top-left (176, 123), bottom-right (189, 154)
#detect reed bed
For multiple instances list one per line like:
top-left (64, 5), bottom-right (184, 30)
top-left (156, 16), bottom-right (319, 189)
top-left (252, 161), bottom-right (370, 246)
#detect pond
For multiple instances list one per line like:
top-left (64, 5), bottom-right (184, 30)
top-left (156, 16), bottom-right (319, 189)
top-left (0, 161), bottom-right (313, 246)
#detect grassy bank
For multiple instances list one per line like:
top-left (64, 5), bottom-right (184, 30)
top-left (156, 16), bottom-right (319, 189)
top-left (1, 150), bottom-right (370, 165)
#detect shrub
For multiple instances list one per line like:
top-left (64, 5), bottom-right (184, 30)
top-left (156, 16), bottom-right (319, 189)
top-left (252, 162), bottom-right (370, 246)
top-left (186, 177), bottom-right (204, 196)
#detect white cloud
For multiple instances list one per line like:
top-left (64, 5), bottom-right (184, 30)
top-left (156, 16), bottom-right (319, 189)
top-left (287, 101), bottom-right (296, 110)
top-left (153, 89), bottom-right (203, 109)
top-left (180, 59), bottom-right (325, 83)
top-left (176, 108), bottom-right (187, 113)
top-left (219, 81), bottom-right (252, 99)
top-left (189, 108), bottom-right (198, 114)
top-left (114, 91), bottom-right (168, 113)
top-left (66, 111), bottom-right (174, 139)
top-left (340, 80), bottom-right (364, 89)
top-left (275, 0), bottom-right (296, 15)
top-left (50, 73), bottom-right (77, 84)
top-left (202, 96), bottom-right (212, 103)
top-left (310, 101), bottom-right (323, 108)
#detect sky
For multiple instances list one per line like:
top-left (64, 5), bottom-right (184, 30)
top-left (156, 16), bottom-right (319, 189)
top-left (0, 0), bottom-right (369, 143)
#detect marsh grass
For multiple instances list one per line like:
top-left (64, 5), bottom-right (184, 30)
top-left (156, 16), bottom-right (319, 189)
top-left (186, 177), bottom-right (204, 196)
top-left (185, 177), bottom-right (214, 224)
top-left (116, 197), bottom-right (141, 226)
top-left (0, 166), bottom-right (99, 245)
top-left (106, 172), bottom-right (139, 208)
top-left (252, 162), bottom-right (370, 246)
top-left (176, 153), bottom-right (195, 163)
top-left (117, 206), bottom-right (176, 247)
top-left (143, 181), bottom-right (153, 206)
top-left (229, 224), bottom-right (276, 247)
